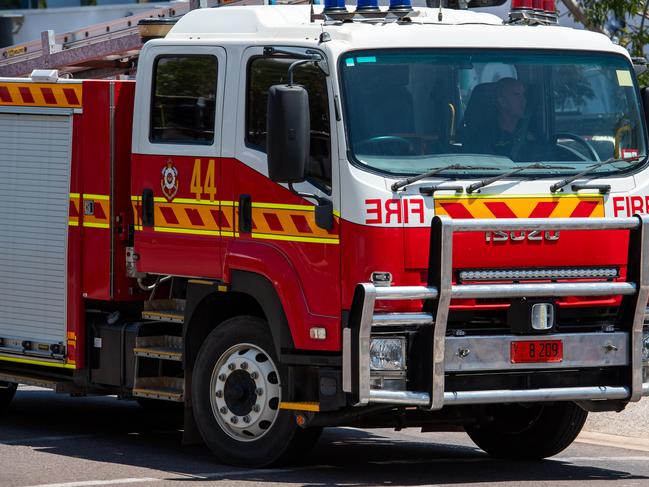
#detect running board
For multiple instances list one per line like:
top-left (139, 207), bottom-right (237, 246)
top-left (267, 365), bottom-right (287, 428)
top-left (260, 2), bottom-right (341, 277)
top-left (142, 299), bottom-right (185, 324)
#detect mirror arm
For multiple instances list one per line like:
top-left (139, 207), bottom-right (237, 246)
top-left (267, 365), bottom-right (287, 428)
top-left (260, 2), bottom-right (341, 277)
top-left (288, 182), bottom-right (329, 206)
top-left (287, 183), bottom-right (334, 231)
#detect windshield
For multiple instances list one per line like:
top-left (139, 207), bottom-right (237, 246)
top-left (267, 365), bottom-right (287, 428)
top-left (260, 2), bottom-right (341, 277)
top-left (339, 50), bottom-right (647, 177)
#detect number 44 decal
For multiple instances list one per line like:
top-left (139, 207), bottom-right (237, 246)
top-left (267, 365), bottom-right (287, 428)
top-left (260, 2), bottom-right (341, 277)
top-left (190, 158), bottom-right (217, 202)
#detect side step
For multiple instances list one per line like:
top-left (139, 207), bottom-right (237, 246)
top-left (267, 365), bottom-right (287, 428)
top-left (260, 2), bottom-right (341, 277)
top-left (142, 299), bottom-right (185, 324)
top-left (132, 377), bottom-right (184, 402)
top-left (133, 336), bottom-right (182, 361)
top-left (132, 333), bottom-right (184, 402)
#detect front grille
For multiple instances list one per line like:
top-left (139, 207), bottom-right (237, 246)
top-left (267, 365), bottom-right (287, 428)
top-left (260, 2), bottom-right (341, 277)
top-left (446, 306), bottom-right (619, 336)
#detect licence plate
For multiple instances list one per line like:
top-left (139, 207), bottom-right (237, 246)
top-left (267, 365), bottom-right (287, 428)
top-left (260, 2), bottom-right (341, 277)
top-left (510, 340), bottom-right (563, 364)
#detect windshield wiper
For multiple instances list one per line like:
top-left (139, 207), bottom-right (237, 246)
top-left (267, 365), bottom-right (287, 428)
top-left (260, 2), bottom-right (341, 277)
top-left (550, 157), bottom-right (641, 193)
top-left (467, 162), bottom-right (575, 194)
top-left (391, 164), bottom-right (499, 192)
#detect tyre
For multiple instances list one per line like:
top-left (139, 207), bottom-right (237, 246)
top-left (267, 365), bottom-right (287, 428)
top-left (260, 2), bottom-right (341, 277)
top-left (465, 401), bottom-right (587, 460)
top-left (0, 382), bottom-right (17, 413)
top-left (192, 316), bottom-right (321, 467)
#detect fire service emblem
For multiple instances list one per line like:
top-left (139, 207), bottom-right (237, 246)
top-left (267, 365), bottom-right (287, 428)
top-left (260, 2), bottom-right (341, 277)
top-left (161, 160), bottom-right (178, 201)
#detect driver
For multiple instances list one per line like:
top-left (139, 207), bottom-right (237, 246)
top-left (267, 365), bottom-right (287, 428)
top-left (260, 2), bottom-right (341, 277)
top-left (490, 77), bottom-right (537, 160)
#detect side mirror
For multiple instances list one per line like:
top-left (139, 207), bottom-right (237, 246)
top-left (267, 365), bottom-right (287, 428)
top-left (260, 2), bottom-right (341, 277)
top-left (267, 84), bottom-right (310, 183)
top-left (642, 87), bottom-right (649, 129)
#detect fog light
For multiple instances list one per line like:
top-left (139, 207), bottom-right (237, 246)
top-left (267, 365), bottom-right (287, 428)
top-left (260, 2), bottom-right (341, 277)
top-left (370, 337), bottom-right (406, 371)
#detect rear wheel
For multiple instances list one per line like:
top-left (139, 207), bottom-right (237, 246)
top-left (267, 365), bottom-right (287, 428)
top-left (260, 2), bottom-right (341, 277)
top-left (465, 402), bottom-right (587, 459)
top-left (192, 316), bottom-right (321, 466)
top-left (0, 382), bottom-right (17, 413)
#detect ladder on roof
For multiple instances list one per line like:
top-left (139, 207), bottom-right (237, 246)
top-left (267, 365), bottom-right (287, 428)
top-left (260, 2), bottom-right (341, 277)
top-left (0, 0), bottom-right (306, 79)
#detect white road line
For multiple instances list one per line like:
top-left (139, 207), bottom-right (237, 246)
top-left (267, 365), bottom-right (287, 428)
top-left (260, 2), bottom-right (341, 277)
top-left (1, 435), bottom-right (91, 445)
top-left (577, 431), bottom-right (649, 453)
top-left (559, 456), bottom-right (649, 462)
top-left (21, 478), bottom-right (159, 487)
top-left (189, 465), bottom-right (334, 480)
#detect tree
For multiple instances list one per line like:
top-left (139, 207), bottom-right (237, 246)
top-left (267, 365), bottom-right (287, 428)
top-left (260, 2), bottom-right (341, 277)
top-left (562, 0), bottom-right (649, 57)
top-left (562, 0), bottom-right (649, 84)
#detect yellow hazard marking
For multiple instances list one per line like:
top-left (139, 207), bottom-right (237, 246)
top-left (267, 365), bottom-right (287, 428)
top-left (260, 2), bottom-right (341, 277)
top-left (83, 222), bottom-right (110, 229)
top-left (153, 196), bottom-right (220, 206)
top-left (279, 402), bottom-right (320, 412)
top-left (251, 232), bottom-right (339, 245)
top-left (154, 226), bottom-right (220, 236)
top-left (435, 194), bottom-right (604, 219)
top-left (0, 354), bottom-right (76, 369)
top-left (84, 194), bottom-right (110, 201)
top-left (0, 82), bottom-right (82, 108)
top-left (252, 202), bottom-right (315, 211)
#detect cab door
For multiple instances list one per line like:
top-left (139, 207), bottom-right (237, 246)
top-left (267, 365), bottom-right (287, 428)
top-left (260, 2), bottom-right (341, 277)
top-left (131, 46), bottom-right (227, 278)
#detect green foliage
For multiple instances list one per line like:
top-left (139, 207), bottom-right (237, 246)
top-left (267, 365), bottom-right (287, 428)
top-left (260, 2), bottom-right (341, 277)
top-left (575, 0), bottom-right (649, 57)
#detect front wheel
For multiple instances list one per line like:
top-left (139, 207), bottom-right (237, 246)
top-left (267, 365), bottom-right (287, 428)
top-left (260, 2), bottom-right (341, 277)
top-left (192, 316), bottom-right (320, 466)
top-left (0, 382), bottom-right (17, 413)
top-left (465, 402), bottom-right (587, 460)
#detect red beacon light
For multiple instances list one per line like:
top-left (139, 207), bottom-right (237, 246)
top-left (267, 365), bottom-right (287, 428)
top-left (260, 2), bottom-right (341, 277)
top-left (509, 0), bottom-right (557, 24)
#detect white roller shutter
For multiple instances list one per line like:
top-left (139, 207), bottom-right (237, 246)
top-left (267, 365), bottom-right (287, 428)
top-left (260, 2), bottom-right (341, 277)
top-left (0, 112), bottom-right (71, 350)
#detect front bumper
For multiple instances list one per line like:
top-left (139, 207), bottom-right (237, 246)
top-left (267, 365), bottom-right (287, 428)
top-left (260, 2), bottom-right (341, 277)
top-left (343, 215), bottom-right (649, 410)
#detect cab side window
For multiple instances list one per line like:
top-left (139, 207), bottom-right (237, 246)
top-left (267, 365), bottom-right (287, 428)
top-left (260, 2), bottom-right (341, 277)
top-left (246, 56), bottom-right (331, 191)
top-left (150, 55), bottom-right (217, 144)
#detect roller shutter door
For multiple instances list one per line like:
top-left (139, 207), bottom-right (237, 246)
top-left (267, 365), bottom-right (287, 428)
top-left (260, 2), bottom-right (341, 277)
top-left (0, 112), bottom-right (71, 349)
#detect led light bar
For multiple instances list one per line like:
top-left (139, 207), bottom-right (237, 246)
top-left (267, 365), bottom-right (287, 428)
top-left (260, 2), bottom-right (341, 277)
top-left (459, 267), bottom-right (619, 282)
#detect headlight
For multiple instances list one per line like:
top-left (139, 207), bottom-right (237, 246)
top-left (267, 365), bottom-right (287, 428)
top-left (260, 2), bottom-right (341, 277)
top-left (370, 337), bottom-right (406, 371)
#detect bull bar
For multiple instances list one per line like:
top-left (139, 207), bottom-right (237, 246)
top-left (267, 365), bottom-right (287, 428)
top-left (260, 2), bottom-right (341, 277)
top-left (342, 215), bottom-right (649, 410)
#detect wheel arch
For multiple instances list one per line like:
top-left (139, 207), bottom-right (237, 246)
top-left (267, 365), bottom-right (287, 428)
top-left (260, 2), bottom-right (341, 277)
top-left (183, 271), bottom-right (294, 373)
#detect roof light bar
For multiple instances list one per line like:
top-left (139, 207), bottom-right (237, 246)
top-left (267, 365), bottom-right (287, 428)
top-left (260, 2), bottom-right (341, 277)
top-left (356, 0), bottom-right (380, 12)
top-left (323, 0), bottom-right (346, 14)
top-left (509, 0), bottom-right (558, 24)
top-left (388, 0), bottom-right (413, 13)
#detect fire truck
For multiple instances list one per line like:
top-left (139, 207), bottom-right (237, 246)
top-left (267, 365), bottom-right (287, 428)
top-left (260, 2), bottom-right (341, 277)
top-left (0, 0), bottom-right (648, 467)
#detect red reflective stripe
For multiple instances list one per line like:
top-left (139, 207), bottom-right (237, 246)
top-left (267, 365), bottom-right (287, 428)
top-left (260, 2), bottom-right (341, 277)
top-left (185, 208), bottom-right (204, 227)
top-left (263, 212), bottom-right (283, 232)
top-left (63, 88), bottom-right (80, 105)
top-left (69, 201), bottom-right (79, 218)
top-left (439, 202), bottom-right (474, 219)
top-left (41, 87), bottom-right (57, 104)
top-left (290, 214), bottom-right (313, 234)
top-left (570, 201), bottom-right (599, 218)
top-left (0, 86), bottom-right (11, 102)
top-left (484, 202), bottom-right (517, 219)
top-left (19, 87), bottom-right (35, 103)
top-left (528, 201), bottom-right (559, 218)
top-left (160, 207), bottom-right (179, 225)
top-left (93, 202), bottom-right (106, 220)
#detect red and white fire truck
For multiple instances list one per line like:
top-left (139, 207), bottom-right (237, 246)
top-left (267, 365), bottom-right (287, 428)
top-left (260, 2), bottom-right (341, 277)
top-left (0, 0), bottom-right (648, 467)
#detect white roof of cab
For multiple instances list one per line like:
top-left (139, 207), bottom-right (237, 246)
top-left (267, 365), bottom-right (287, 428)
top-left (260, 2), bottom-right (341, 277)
top-left (167, 5), bottom-right (626, 57)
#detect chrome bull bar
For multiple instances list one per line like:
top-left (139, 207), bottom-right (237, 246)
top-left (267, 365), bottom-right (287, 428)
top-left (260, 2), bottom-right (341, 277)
top-left (342, 215), bottom-right (649, 410)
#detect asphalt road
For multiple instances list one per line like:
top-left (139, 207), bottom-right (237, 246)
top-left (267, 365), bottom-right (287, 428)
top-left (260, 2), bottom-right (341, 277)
top-left (1, 387), bottom-right (649, 487)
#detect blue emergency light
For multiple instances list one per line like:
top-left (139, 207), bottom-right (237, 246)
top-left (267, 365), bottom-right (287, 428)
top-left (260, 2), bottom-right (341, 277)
top-left (388, 0), bottom-right (412, 11)
top-left (323, 0), bottom-right (346, 13)
top-left (356, 0), bottom-right (380, 11)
